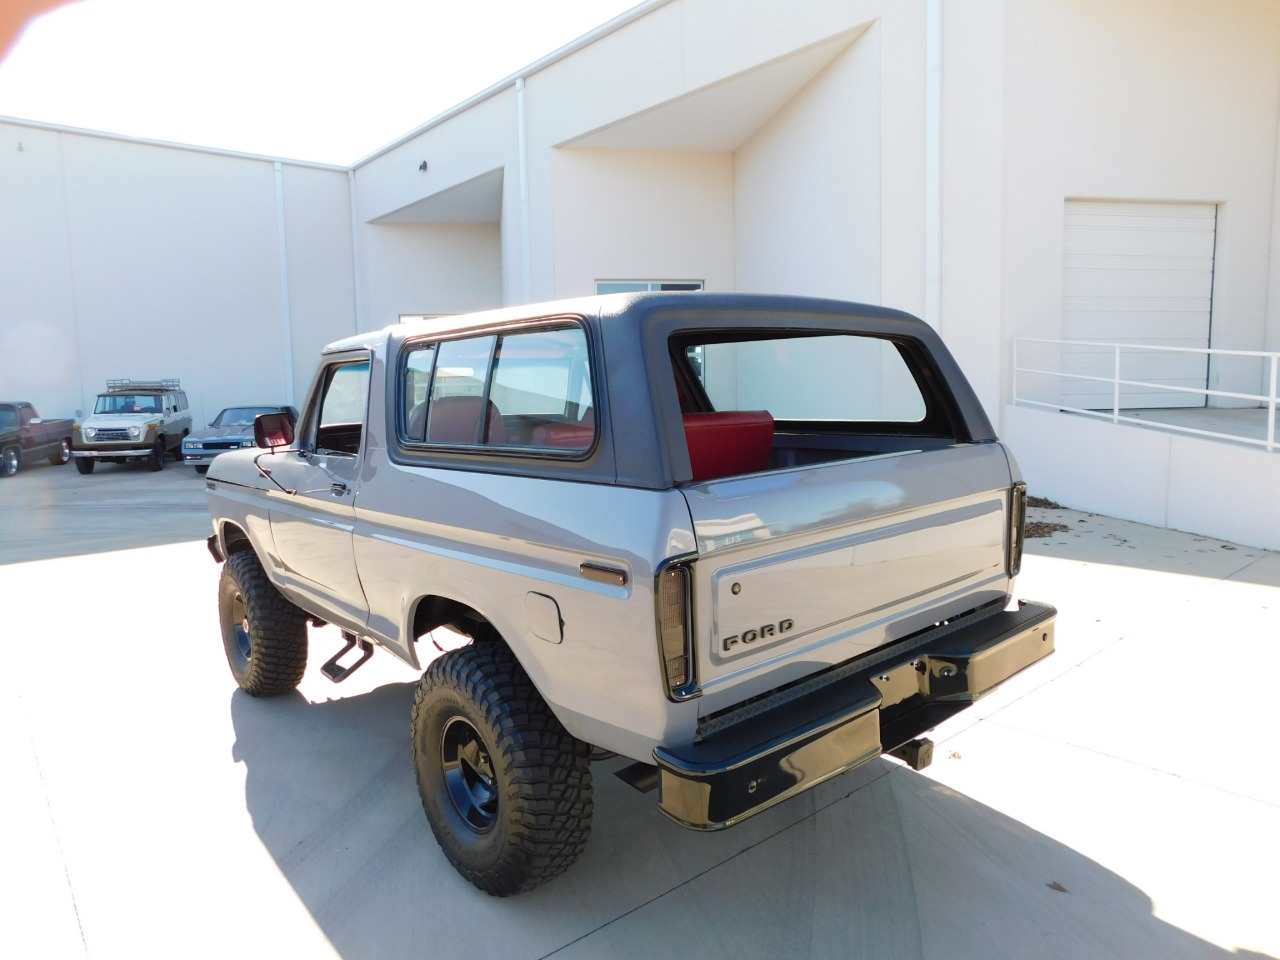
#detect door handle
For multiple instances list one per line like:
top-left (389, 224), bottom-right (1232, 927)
top-left (330, 481), bottom-right (348, 495)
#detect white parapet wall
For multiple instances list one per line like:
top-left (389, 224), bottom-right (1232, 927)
top-left (1002, 403), bottom-right (1280, 553)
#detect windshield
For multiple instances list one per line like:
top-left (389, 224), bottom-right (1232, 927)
top-left (94, 394), bottom-right (163, 414)
top-left (0, 405), bottom-right (16, 429)
top-left (212, 407), bottom-right (277, 427)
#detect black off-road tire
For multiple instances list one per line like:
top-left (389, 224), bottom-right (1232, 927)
top-left (1, 446), bottom-right (18, 477)
top-left (411, 643), bottom-right (593, 896)
top-left (147, 439), bottom-right (166, 471)
top-left (218, 550), bottom-right (309, 696)
top-left (194, 465), bottom-right (208, 475)
top-left (49, 438), bottom-right (72, 466)
top-left (74, 457), bottom-right (94, 475)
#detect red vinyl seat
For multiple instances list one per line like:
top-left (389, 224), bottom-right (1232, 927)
top-left (682, 411), bottom-right (774, 481)
top-left (531, 411), bottom-right (595, 450)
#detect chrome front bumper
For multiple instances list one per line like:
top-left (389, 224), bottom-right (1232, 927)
top-left (72, 447), bottom-right (154, 458)
top-left (653, 600), bottom-right (1056, 830)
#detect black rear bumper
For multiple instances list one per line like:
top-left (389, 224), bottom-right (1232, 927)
top-left (652, 600), bottom-right (1056, 830)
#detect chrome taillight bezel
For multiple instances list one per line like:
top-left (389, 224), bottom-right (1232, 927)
top-left (1009, 481), bottom-right (1028, 577)
top-left (654, 557), bottom-right (700, 701)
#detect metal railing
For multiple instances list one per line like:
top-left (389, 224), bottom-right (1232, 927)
top-left (1013, 338), bottom-right (1279, 453)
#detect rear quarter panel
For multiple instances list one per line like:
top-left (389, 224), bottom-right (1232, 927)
top-left (352, 462), bottom-right (700, 762)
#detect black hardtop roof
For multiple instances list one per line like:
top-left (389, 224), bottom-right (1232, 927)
top-left (316, 291), bottom-right (994, 489)
top-left (342, 291), bottom-right (936, 354)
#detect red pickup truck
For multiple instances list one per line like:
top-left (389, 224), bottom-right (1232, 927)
top-left (0, 401), bottom-right (75, 477)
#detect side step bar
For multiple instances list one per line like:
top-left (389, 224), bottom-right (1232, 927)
top-left (321, 632), bottom-right (374, 682)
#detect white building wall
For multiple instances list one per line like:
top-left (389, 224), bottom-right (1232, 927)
top-left (514, 0), bottom-right (897, 303)
top-left (0, 122), bottom-right (80, 418)
top-left (361, 223), bottom-right (502, 326)
top-left (349, 1), bottom-right (930, 314)
top-left (352, 91), bottom-right (517, 229)
top-left (0, 121), bottom-right (353, 425)
top-left (521, 2), bottom-right (688, 303)
top-left (997, 0), bottom-right (1280, 396)
top-left (937, 0), bottom-right (1006, 413)
top-left (61, 137), bottom-right (283, 430)
top-left (989, 0), bottom-right (1280, 547)
top-left (1267, 48), bottom-right (1280, 355)
top-left (735, 25), bottom-right (883, 302)
top-left (352, 91), bottom-right (517, 316)
top-left (280, 164), bottom-right (358, 399)
top-left (551, 150), bottom-right (734, 296)
top-left (1006, 404), bottom-right (1280, 551)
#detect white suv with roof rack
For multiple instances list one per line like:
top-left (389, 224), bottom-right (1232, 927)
top-left (72, 379), bottom-right (192, 474)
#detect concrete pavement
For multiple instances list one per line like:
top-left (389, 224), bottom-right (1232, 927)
top-left (1, 461), bottom-right (1276, 959)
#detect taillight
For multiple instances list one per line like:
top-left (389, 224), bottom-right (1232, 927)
top-left (1008, 481), bottom-right (1027, 577)
top-left (656, 561), bottom-right (698, 700)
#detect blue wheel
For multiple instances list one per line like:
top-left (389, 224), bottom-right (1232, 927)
top-left (218, 551), bottom-right (308, 696)
top-left (441, 716), bottom-right (499, 832)
top-left (411, 642), bottom-right (593, 895)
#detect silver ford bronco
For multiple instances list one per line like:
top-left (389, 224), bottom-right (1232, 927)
top-left (204, 292), bottom-right (1054, 895)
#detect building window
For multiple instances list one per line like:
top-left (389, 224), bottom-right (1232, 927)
top-left (596, 280), bottom-right (703, 294)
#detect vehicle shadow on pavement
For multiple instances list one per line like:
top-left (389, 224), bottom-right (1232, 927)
top-left (229, 685), bottom-right (1262, 960)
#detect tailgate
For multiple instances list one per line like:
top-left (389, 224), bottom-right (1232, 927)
top-left (680, 443), bottom-right (1015, 701)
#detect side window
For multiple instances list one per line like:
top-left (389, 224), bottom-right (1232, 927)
top-left (490, 327), bottom-right (594, 451)
top-left (400, 324), bottom-right (595, 454)
top-left (313, 359), bottom-right (370, 455)
top-left (403, 344), bottom-right (436, 441)
top-left (427, 336), bottom-right (498, 444)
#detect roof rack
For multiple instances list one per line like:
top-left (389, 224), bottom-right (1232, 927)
top-left (104, 379), bottom-right (182, 392)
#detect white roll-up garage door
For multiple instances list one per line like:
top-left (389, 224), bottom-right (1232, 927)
top-left (1061, 200), bottom-right (1217, 409)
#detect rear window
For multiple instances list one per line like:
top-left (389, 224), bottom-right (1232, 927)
top-left (670, 330), bottom-right (957, 480)
top-left (689, 334), bottom-right (927, 422)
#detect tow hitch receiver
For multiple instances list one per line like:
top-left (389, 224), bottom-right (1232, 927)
top-left (888, 737), bottom-right (934, 771)
top-left (321, 632), bottom-right (374, 682)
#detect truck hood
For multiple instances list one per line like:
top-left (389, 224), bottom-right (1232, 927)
top-left (188, 425), bottom-right (253, 442)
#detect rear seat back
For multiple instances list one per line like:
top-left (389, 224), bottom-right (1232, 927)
top-left (531, 409), bottom-right (595, 450)
top-left (683, 411), bottom-right (774, 482)
top-left (425, 396), bottom-right (506, 444)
